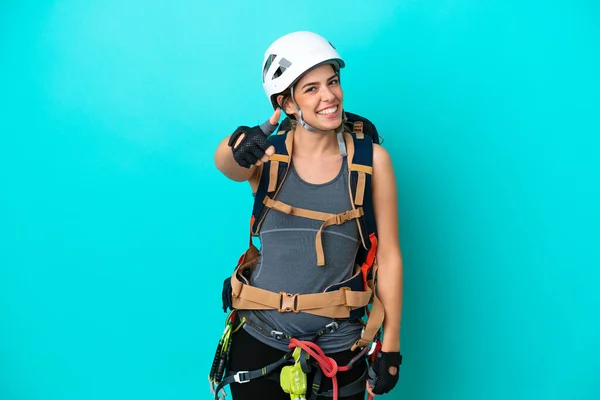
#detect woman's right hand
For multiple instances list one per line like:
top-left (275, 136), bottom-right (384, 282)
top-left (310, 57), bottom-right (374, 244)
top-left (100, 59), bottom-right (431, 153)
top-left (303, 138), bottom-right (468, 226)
top-left (229, 108), bottom-right (280, 168)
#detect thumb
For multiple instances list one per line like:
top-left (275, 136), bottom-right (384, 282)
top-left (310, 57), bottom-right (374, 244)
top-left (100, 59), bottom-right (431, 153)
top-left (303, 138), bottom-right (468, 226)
top-left (269, 107), bottom-right (281, 126)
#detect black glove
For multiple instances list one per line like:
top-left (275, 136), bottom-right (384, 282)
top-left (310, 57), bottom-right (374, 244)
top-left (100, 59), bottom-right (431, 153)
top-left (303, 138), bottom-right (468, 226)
top-left (228, 120), bottom-right (278, 168)
top-left (367, 351), bottom-right (402, 395)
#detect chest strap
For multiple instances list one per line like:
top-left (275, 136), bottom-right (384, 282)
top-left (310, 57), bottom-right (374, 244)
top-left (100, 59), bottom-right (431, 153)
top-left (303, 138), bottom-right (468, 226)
top-left (263, 196), bottom-right (364, 266)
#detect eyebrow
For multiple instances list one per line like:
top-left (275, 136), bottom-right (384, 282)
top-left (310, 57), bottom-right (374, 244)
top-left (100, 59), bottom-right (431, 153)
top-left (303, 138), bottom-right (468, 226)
top-left (301, 74), bottom-right (338, 90)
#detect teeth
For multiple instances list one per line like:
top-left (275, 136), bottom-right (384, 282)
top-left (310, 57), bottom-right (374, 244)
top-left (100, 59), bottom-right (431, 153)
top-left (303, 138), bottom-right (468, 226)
top-left (317, 106), bottom-right (337, 115)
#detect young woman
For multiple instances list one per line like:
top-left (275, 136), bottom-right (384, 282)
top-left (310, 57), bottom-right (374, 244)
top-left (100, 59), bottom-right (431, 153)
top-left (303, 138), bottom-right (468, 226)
top-left (213, 31), bottom-right (403, 400)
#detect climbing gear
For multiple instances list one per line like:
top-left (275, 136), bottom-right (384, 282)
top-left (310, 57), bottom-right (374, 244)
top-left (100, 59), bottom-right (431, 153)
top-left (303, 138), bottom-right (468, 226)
top-left (262, 31), bottom-right (348, 140)
top-left (212, 319), bottom-right (375, 400)
top-left (287, 338), bottom-right (367, 400)
top-left (242, 309), bottom-right (344, 344)
top-left (367, 351), bottom-right (403, 395)
top-left (208, 311), bottom-right (245, 400)
top-left (228, 125), bottom-right (273, 169)
top-left (280, 347), bottom-right (309, 400)
top-left (262, 31), bottom-right (344, 109)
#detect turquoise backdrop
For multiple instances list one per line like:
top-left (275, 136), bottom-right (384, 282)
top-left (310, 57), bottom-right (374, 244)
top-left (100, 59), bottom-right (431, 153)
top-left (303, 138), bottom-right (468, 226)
top-left (1, 1), bottom-right (599, 399)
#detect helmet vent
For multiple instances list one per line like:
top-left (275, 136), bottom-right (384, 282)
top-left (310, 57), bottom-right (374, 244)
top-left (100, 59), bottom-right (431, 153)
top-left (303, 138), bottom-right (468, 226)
top-left (262, 54), bottom-right (277, 82)
top-left (272, 57), bottom-right (292, 80)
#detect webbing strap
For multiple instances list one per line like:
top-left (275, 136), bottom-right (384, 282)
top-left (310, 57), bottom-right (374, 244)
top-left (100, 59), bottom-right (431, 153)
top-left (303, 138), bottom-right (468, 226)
top-left (268, 160), bottom-right (279, 192)
top-left (231, 272), bottom-right (373, 318)
top-left (266, 147), bottom-right (291, 193)
top-left (263, 197), bottom-right (337, 221)
top-left (314, 208), bottom-right (364, 266)
top-left (355, 172), bottom-right (366, 206)
top-left (263, 196), bottom-right (364, 266)
top-left (343, 132), bottom-right (367, 250)
top-left (351, 259), bottom-right (383, 351)
top-left (213, 355), bottom-right (289, 400)
top-left (311, 367), bottom-right (368, 399)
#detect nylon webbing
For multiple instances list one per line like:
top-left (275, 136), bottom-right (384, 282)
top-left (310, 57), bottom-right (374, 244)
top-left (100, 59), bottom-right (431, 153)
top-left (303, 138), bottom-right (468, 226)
top-left (342, 132), bottom-right (367, 251)
top-left (231, 271), bottom-right (373, 318)
top-left (351, 260), bottom-right (383, 351)
top-left (355, 172), bottom-right (366, 206)
top-left (263, 196), bottom-right (363, 266)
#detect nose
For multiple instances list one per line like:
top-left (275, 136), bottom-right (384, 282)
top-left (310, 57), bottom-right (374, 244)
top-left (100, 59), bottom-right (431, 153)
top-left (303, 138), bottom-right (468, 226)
top-left (321, 85), bottom-right (336, 102)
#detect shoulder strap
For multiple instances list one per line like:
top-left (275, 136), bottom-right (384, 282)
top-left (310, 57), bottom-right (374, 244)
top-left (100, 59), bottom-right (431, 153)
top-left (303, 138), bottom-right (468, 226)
top-left (251, 130), bottom-right (294, 235)
top-left (344, 128), bottom-right (377, 252)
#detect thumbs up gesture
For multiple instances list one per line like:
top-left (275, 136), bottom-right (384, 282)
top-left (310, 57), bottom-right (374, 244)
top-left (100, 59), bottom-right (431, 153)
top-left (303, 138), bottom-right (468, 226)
top-left (228, 108), bottom-right (281, 168)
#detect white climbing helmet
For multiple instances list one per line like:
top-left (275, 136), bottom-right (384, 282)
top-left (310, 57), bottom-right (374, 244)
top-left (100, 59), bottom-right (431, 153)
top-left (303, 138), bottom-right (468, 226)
top-left (261, 31), bottom-right (345, 108)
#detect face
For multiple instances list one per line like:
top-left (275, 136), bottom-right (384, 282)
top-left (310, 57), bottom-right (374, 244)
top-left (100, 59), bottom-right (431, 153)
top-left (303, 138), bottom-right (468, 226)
top-left (282, 64), bottom-right (344, 131)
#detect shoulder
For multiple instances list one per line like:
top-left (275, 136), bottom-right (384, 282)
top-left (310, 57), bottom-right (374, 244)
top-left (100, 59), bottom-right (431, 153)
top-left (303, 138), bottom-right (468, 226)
top-left (372, 143), bottom-right (393, 173)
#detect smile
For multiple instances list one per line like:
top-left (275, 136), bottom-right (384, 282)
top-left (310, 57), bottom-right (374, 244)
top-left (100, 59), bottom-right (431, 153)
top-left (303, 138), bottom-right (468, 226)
top-left (317, 106), bottom-right (338, 115)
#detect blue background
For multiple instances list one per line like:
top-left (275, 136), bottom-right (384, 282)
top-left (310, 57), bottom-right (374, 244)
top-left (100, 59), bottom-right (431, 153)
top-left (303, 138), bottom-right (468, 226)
top-left (1, 1), bottom-right (599, 399)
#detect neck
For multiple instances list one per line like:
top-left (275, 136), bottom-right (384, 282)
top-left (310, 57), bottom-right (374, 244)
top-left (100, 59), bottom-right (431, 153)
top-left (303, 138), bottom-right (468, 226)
top-left (292, 124), bottom-right (341, 158)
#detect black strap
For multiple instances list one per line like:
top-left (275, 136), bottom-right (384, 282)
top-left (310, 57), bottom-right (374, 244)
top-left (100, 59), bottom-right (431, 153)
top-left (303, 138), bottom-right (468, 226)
top-left (309, 367), bottom-right (368, 399)
top-left (212, 354), bottom-right (291, 400)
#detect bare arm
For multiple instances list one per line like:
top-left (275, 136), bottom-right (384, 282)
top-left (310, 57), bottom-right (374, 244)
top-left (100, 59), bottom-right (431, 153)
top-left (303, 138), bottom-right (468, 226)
top-left (366, 143), bottom-right (403, 398)
top-left (371, 143), bottom-right (403, 352)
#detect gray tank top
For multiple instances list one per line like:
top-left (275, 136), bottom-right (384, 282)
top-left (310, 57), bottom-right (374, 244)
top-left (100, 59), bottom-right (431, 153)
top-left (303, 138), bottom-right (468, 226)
top-left (239, 156), bottom-right (364, 353)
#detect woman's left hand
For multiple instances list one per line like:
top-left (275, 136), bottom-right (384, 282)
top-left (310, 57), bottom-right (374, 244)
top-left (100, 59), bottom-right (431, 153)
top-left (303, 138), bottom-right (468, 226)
top-left (365, 351), bottom-right (402, 397)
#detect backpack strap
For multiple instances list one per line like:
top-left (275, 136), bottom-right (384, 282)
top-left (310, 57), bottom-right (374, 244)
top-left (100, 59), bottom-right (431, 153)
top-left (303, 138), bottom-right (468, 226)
top-left (251, 130), bottom-right (294, 235)
top-left (343, 130), bottom-right (377, 253)
top-left (344, 128), bottom-right (385, 351)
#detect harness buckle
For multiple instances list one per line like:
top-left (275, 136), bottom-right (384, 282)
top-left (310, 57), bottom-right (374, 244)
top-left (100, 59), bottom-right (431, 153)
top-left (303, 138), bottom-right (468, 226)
top-left (271, 330), bottom-right (285, 340)
top-left (324, 321), bottom-right (339, 334)
top-left (279, 292), bottom-right (299, 313)
top-left (234, 371), bottom-right (250, 384)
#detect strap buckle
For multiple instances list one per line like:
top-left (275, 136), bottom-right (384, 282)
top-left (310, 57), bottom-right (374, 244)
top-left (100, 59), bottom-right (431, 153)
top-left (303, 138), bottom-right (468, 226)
top-left (234, 371), bottom-right (250, 384)
top-left (270, 330), bottom-right (285, 340)
top-left (335, 209), bottom-right (362, 225)
top-left (278, 292), bottom-right (299, 313)
top-left (335, 210), bottom-right (352, 225)
top-left (324, 321), bottom-right (339, 334)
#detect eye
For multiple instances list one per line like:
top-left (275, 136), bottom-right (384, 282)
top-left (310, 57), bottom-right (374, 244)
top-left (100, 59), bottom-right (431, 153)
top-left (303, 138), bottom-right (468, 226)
top-left (329, 79), bottom-right (339, 86)
top-left (305, 87), bottom-right (316, 93)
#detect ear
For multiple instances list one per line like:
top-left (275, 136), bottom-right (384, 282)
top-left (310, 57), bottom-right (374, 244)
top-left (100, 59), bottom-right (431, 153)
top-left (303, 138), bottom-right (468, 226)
top-left (276, 94), bottom-right (285, 108)
top-left (277, 94), bottom-right (296, 115)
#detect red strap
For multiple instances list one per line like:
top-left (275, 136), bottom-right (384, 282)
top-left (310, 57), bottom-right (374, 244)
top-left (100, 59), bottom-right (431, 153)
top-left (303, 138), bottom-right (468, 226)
top-left (361, 233), bottom-right (378, 289)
